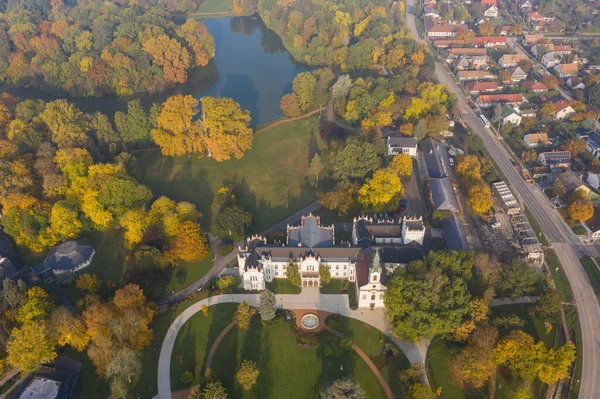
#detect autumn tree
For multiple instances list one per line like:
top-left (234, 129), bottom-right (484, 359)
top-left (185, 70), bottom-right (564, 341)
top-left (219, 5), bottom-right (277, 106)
top-left (280, 93), bottom-right (302, 117)
top-left (76, 274), bottom-right (102, 294)
top-left (533, 289), bottom-right (562, 323)
top-left (478, 21), bottom-right (496, 35)
top-left (309, 153), bottom-right (324, 184)
top-left (176, 19), bottom-right (215, 67)
top-left (40, 100), bottom-right (90, 149)
top-left (6, 322), bottom-right (57, 372)
top-left (552, 178), bottom-right (565, 197)
top-left (292, 72), bottom-right (316, 111)
top-left (286, 261), bottom-right (301, 286)
top-left (319, 180), bottom-right (360, 215)
top-left (540, 101), bottom-right (555, 117)
top-left (236, 360), bottom-right (259, 391)
top-left (49, 201), bottom-right (82, 240)
top-left (16, 287), bottom-right (55, 324)
top-left (196, 381), bottom-right (228, 399)
top-left (541, 75), bottom-right (559, 90)
top-left (390, 154), bottom-right (413, 177)
top-left (467, 183), bottom-right (493, 214)
top-left (358, 168), bottom-right (403, 211)
top-left (152, 95), bottom-right (203, 157)
top-left (259, 290), bottom-right (277, 322)
top-left (143, 34), bottom-right (191, 84)
top-left (567, 191), bottom-right (594, 221)
top-left (234, 301), bottom-right (256, 330)
top-left (320, 378), bottom-right (366, 399)
top-left (49, 306), bottom-right (90, 352)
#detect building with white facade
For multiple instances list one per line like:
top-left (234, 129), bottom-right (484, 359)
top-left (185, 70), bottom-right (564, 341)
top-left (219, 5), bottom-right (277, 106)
top-left (352, 215), bottom-right (425, 247)
top-left (356, 250), bottom-right (387, 309)
top-left (386, 136), bottom-right (418, 157)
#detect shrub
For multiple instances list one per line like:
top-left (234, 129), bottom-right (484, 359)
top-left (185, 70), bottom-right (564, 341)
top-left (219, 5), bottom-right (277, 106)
top-left (180, 370), bottom-right (193, 384)
top-left (216, 276), bottom-right (240, 293)
top-left (347, 281), bottom-right (358, 310)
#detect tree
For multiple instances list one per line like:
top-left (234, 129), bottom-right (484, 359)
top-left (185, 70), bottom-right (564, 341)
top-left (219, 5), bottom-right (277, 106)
top-left (467, 183), bottom-right (493, 214)
top-left (292, 72), bottom-right (316, 111)
top-left (151, 95), bottom-right (203, 157)
top-left (167, 221), bottom-right (209, 262)
top-left (586, 83), bottom-right (600, 109)
top-left (496, 259), bottom-right (542, 297)
top-left (197, 381), bottom-right (228, 399)
top-left (319, 180), bottom-right (359, 215)
top-left (492, 330), bottom-right (538, 381)
top-left (234, 301), bottom-right (256, 330)
top-left (478, 21), bottom-right (496, 36)
top-left (333, 141), bottom-right (381, 180)
top-left (201, 304), bottom-right (209, 317)
top-left (215, 206), bottom-right (253, 235)
top-left (541, 75), bottom-right (559, 90)
top-left (199, 96), bottom-right (253, 162)
top-left (320, 377), bottom-right (366, 399)
top-left (16, 287), bottom-right (55, 324)
top-left (319, 265), bottom-right (331, 284)
top-left (40, 100), bottom-right (89, 149)
top-left (49, 307), bottom-right (90, 351)
top-left (451, 346), bottom-right (495, 389)
top-left (499, 69), bottom-right (512, 83)
top-left (107, 347), bottom-right (141, 384)
top-left (216, 276), bottom-right (240, 294)
top-left (567, 191), bottom-right (593, 221)
top-left (540, 101), bottom-right (555, 117)
top-left (76, 273), bottom-right (101, 294)
top-left (385, 256), bottom-right (471, 341)
top-left (236, 360), bottom-right (259, 390)
top-left (259, 290), bottom-right (276, 322)
top-left (331, 75), bottom-right (352, 102)
top-left (286, 261), bottom-right (301, 286)
top-left (280, 93), bottom-right (302, 117)
top-left (407, 383), bottom-right (436, 399)
top-left (510, 24), bottom-right (523, 35)
top-left (552, 178), bottom-right (565, 197)
top-left (536, 341), bottom-right (576, 385)
top-left (358, 168), bottom-right (403, 211)
top-left (7, 322), bottom-right (57, 372)
top-left (533, 289), bottom-right (562, 323)
top-left (390, 154), bottom-right (413, 177)
top-left (49, 201), bottom-right (82, 240)
top-left (413, 119), bottom-right (425, 141)
top-left (492, 104), bottom-right (503, 124)
top-left (142, 34), bottom-right (191, 84)
top-left (309, 154), bottom-right (324, 184)
top-left (114, 100), bottom-right (153, 148)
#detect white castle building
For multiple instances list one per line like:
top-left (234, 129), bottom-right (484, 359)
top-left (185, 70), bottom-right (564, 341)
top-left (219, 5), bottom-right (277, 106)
top-left (237, 214), bottom-right (425, 308)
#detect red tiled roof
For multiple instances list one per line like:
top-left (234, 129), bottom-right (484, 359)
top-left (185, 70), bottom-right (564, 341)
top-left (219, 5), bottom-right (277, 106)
top-left (554, 100), bottom-right (572, 113)
top-left (500, 54), bottom-right (526, 65)
top-left (527, 11), bottom-right (544, 20)
top-left (558, 63), bottom-right (579, 74)
top-left (466, 81), bottom-right (500, 92)
top-left (482, 0), bottom-right (496, 5)
top-left (478, 94), bottom-right (524, 103)
top-left (433, 39), bottom-right (466, 47)
top-left (524, 34), bottom-right (543, 44)
top-left (525, 81), bottom-right (548, 91)
top-left (457, 70), bottom-right (496, 79)
top-left (448, 47), bottom-right (488, 56)
top-left (473, 36), bottom-right (507, 45)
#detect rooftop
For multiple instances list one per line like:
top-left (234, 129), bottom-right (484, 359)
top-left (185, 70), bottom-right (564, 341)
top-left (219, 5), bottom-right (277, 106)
top-left (430, 178), bottom-right (459, 212)
top-left (421, 138), bottom-right (451, 179)
top-left (39, 240), bottom-right (94, 273)
top-left (478, 94), bottom-right (524, 103)
top-left (388, 136), bottom-right (418, 148)
top-left (287, 214), bottom-right (333, 248)
top-left (466, 81), bottom-right (499, 92)
top-left (18, 377), bottom-right (61, 399)
top-left (441, 214), bottom-right (470, 251)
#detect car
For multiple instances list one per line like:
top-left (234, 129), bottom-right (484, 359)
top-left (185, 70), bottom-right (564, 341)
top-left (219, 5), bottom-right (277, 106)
top-left (491, 222), bottom-right (501, 229)
top-left (449, 157), bottom-right (455, 167)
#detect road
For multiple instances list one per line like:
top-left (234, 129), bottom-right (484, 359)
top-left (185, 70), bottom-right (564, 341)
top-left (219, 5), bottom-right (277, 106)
top-left (406, 0), bottom-right (600, 397)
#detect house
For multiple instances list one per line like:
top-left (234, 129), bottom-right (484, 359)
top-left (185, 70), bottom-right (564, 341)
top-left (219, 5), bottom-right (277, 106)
top-left (558, 171), bottom-right (600, 204)
top-left (541, 52), bottom-right (564, 68)
top-left (427, 24), bottom-right (464, 38)
top-left (583, 207), bottom-right (600, 242)
top-left (387, 136), bottom-right (418, 157)
top-left (421, 138), bottom-right (453, 179)
top-left (587, 172), bottom-right (600, 190)
top-left (524, 80), bottom-right (548, 93)
top-left (457, 70), bottom-right (497, 81)
top-left (33, 240), bottom-right (95, 277)
top-left (352, 215), bottom-right (425, 246)
top-left (477, 93), bottom-right (524, 108)
top-left (516, 103), bottom-right (537, 118)
top-left (471, 56), bottom-right (490, 70)
top-left (484, 4), bottom-right (499, 17)
top-left (499, 54), bottom-right (526, 68)
top-left (508, 66), bottom-right (528, 83)
top-left (498, 25), bottom-right (511, 36)
top-left (586, 132), bottom-right (600, 160)
top-left (553, 100), bottom-right (576, 120)
top-left (465, 81), bottom-right (501, 95)
top-left (500, 106), bottom-right (522, 126)
top-left (424, 16), bottom-right (437, 32)
top-left (355, 250), bottom-right (387, 309)
top-left (567, 77), bottom-right (585, 90)
top-left (0, 233), bottom-right (22, 282)
top-left (532, 44), bottom-right (573, 57)
top-left (429, 178), bottom-right (460, 212)
top-left (433, 39), bottom-right (466, 48)
top-left (446, 48), bottom-right (488, 57)
top-left (424, 8), bottom-right (441, 19)
top-left (13, 357), bottom-right (81, 399)
top-left (538, 151), bottom-right (572, 167)
top-left (473, 36), bottom-right (507, 47)
top-left (527, 11), bottom-right (547, 22)
top-left (523, 132), bottom-right (550, 148)
top-left (554, 63), bottom-right (579, 77)
top-left (523, 34), bottom-right (543, 45)
top-left (441, 214), bottom-right (470, 250)
top-left (237, 215), bottom-right (359, 290)
top-left (481, 0), bottom-right (496, 6)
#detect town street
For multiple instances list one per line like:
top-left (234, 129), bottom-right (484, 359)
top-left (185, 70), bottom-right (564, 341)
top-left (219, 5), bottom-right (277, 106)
top-left (405, 0), bottom-right (600, 397)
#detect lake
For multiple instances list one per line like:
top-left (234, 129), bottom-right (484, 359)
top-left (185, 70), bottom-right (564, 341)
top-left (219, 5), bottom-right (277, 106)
top-left (0, 16), bottom-right (306, 126)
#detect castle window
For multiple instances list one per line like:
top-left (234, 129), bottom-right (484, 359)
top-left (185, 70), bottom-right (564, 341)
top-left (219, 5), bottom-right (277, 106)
top-left (275, 272), bottom-right (279, 276)
top-left (344, 265), bottom-right (347, 269)
top-left (336, 265), bottom-right (339, 270)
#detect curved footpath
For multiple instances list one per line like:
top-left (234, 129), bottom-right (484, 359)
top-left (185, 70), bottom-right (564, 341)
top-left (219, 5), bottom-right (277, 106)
top-left (156, 289), bottom-right (429, 399)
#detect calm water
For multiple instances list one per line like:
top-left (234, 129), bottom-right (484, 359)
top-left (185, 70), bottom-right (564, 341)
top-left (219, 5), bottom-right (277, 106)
top-left (0, 16), bottom-right (306, 126)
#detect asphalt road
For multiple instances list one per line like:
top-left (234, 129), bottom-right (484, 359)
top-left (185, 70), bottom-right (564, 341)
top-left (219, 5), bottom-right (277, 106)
top-left (406, 1), bottom-right (600, 397)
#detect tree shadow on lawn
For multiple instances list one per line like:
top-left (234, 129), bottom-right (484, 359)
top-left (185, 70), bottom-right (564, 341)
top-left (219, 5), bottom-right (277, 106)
top-left (316, 331), bottom-right (357, 393)
top-left (170, 158), bottom-right (214, 228)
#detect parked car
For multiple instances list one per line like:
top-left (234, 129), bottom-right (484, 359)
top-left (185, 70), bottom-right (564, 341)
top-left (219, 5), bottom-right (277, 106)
top-left (449, 157), bottom-right (455, 167)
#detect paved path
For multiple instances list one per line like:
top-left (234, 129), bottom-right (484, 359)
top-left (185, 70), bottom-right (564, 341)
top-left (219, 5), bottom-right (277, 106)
top-left (324, 325), bottom-right (393, 399)
top-left (157, 289), bottom-right (429, 399)
top-left (407, 2), bottom-right (600, 397)
top-left (254, 107), bottom-right (325, 135)
top-left (205, 321), bottom-right (236, 369)
top-left (0, 372), bottom-right (28, 399)
top-left (490, 296), bottom-right (539, 307)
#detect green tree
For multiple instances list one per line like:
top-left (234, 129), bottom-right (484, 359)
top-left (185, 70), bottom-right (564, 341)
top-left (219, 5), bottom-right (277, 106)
top-left (215, 205), bottom-right (253, 235)
top-left (318, 180), bottom-right (359, 215)
top-left (258, 289), bottom-right (277, 322)
top-left (552, 178), bottom-right (565, 197)
top-left (286, 261), bottom-right (301, 286)
top-left (292, 72), bottom-right (316, 111)
top-left (216, 276), bottom-right (241, 294)
top-left (319, 265), bottom-right (331, 284)
top-left (234, 301), bottom-right (256, 330)
top-left (76, 273), bottom-right (102, 294)
top-left (533, 289), bottom-right (562, 323)
top-left (496, 259), bottom-right (542, 297)
top-left (309, 153), bottom-right (324, 184)
top-left (236, 360), bottom-right (259, 390)
top-left (333, 141), bottom-right (381, 180)
top-left (114, 100), bottom-right (153, 148)
top-left (40, 100), bottom-right (89, 149)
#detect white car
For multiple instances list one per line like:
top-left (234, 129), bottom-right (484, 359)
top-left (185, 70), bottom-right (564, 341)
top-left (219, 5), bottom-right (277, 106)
top-left (491, 222), bottom-right (501, 229)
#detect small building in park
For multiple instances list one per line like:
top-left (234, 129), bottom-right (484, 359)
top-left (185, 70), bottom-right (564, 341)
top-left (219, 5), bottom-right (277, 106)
top-left (386, 136), bottom-right (418, 157)
top-left (355, 250), bottom-right (387, 309)
top-left (33, 240), bottom-right (95, 277)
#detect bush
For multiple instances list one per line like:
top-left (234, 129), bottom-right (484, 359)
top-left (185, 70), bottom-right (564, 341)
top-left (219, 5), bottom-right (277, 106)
top-left (347, 281), bottom-right (358, 310)
top-left (180, 370), bottom-right (193, 384)
top-left (216, 276), bottom-right (241, 293)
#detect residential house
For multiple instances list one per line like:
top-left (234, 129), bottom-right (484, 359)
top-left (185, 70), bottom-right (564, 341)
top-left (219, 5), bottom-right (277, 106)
top-left (554, 63), bottom-right (579, 77)
top-left (33, 240), bottom-right (95, 277)
top-left (523, 34), bottom-right (543, 45)
top-left (465, 81), bottom-right (501, 95)
top-left (583, 208), bottom-right (600, 242)
top-left (585, 132), bottom-right (600, 160)
top-left (441, 214), bottom-right (470, 250)
top-left (498, 25), bottom-right (511, 36)
top-left (558, 171), bottom-right (600, 205)
top-left (445, 48), bottom-right (488, 60)
top-left (473, 36), bottom-right (507, 47)
top-left (499, 54), bottom-right (526, 68)
top-left (508, 66), bottom-right (528, 83)
top-left (538, 151), bottom-right (572, 167)
top-left (524, 80), bottom-right (548, 93)
top-left (426, 24), bottom-right (464, 38)
top-left (500, 106), bottom-right (522, 126)
top-left (541, 52), bottom-right (564, 68)
top-left (516, 103), bottom-right (538, 118)
top-left (424, 9), bottom-right (441, 19)
top-left (532, 44), bottom-right (572, 57)
top-left (527, 11), bottom-right (551, 22)
top-left (386, 136), bottom-right (418, 157)
top-left (433, 39), bottom-right (466, 48)
top-left (477, 93), bottom-right (524, 108)
top-left (481, 0), bottom-right (496, 6)
top-left (587, 173), bottom-right (600, 191)
top-left (471, 56), bottom-right (490, 70)
top-left (484, 5), bottom-right (499, 17)
top-left (553, 100), bottom-right (576, 120)
top-left (567, 77), bottom-right (585, 90)
top-left (523, 132), bottom-right (550, 148)
top-left (457, 70), bottom-right (497, 81)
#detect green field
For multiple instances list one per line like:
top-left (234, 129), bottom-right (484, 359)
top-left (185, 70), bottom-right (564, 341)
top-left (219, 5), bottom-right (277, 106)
top-left (580, 257), bottom-right (600, 299)
top-left (320, 279), bottom-right (347, 294)
top-left (195, 0), bottom-right (230, 14)
top-left (171, 306), bottom-right (389, 398)
top-left (546, 249), bottom-right (574, 301)
top-left (138, 118), bottom-right (325, 236)
top-left (266, 278), bottom-right (301, 294)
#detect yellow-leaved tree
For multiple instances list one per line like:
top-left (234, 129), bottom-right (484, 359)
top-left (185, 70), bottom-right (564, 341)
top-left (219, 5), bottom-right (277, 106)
top-left (358, 168), bottom-right (403, 211)
top-left (390, 153), bottom-right (413, 177)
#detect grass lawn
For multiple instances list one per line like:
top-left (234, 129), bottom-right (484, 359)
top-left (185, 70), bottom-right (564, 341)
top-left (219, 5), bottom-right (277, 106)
top-left (491, 304), bottom-right (554, 347)
top-left (165, 250), bottom-right (214, 294)
top-left (217, 243), bottom-right (233, 256)
top-left (195, 0), bottom-right (230, 13)
top-left (524, 207), bottom-right (549, 246)
top-left (137, 117), bottom-right (325, 236)
top-left (580, 256), bottom-right (600, 299)
top-left (172, 309), bottom-right (388, 398)
top-left (545, 249), bottom-right (574, 301)
top-left (320, 279), bottom-right (347, 294)
top-left (426, 337), bottom-right (470, 399)
top-left (565, 306), bottom-right (582, 399)
top-left (266, 279), bottom-right (301, 294)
